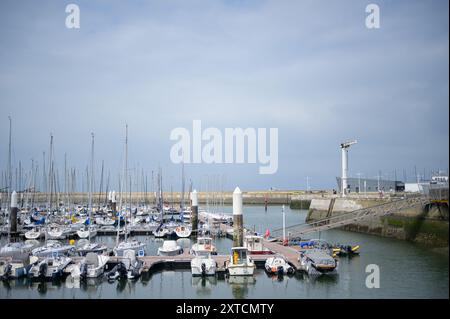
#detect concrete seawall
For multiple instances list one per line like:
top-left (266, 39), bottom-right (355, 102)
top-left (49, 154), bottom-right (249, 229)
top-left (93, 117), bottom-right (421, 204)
top-left (306, 197), bottom-right (449, 247)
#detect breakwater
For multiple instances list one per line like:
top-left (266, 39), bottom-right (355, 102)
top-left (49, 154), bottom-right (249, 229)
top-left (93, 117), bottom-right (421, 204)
top-left (306, 196), bottom-right (449, 247)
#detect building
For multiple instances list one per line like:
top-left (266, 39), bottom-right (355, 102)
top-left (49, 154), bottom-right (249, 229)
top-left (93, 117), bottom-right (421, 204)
top-left (336, 177), bottom-right (404, 193)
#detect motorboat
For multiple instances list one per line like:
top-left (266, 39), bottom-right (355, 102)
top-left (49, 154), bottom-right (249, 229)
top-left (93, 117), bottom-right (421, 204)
top-left (244, 235), bottom-right (273, 255)
top-left (190, 237), bottom-right (217, 255)
top-left (1, 256), bottom-right (32, 279)
top-left (71, 252), bottom-right (109, 279)
top-left (28, 256), bottom-right (72, 279)
top-left (226, 247), bottom-right (255, 276)
top-left (25, 228), bottom-right (42, 240)
top-left (264, 255), bottom-right (294, 275)
top-left (75, 241), bottom-right (108, 256)
top-left (157, 240), bottom-right (183, 256)
top-left (174, 225), bottom-right (192, 238)
top-left (106, 249), bottom-right (143, 280)
top-left (190, 250), bottom-right (217, 277)
top-left (113, 239), bottom-right (146, 257)
top-left (0, 242), bottom-right (35, 257)
top-left (298, 249), bottom-right (338, 275)
top-left (31, 241), bottom-right (76, 257)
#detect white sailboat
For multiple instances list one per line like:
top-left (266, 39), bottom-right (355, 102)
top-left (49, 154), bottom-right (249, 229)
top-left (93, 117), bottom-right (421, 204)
top-left (113, 125), bottom-right (146, 258)
top-left (24, 228), bottom-right (42, 240)
top-left (174, 225), bottom-right (192, 238)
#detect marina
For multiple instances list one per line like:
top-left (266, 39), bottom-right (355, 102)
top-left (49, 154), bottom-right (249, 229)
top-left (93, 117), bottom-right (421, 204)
top-left (1, 202), bottom-right (448, 299)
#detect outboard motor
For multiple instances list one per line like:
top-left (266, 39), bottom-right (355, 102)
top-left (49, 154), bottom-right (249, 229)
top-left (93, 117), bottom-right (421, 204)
top-left (277, 266), bottom-right (284, 276)
top-left (117, 262), bottom-right (128, 279)
top-left (39, 262), bottom-right (48, 279)
top-left (0, 264), bottom-right (12, 280)
top-left (80, 263), bottom-right (88, 280)
top-left (201, 263), bottom-right (206, 277)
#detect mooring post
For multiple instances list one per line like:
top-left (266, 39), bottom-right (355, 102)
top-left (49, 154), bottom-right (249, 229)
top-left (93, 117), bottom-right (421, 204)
top-left (10, 190), bottom-right (18, 240)
top-left (233, 187), bottom-right (244, 247)
top-left (108, 190), bottom-right (112, 210)
top-left (111, 190), bottom-right (117, 214)
top-left (191, 189), bottom-right (199, 237)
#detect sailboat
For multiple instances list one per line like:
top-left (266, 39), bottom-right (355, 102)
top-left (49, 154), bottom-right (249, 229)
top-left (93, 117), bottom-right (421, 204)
top-left (77, 133), bottom-right (98, 240)
top-left (113, 125), bottom-right (146, 257)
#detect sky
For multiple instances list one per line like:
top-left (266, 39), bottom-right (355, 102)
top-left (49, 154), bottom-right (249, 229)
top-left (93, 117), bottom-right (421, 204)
top-left (0, 0), bottom-right (448, 192)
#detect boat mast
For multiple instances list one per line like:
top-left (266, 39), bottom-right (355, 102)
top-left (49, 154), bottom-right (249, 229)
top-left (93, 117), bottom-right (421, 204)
top-left (7, 116), bottom-right (12, 213)
top-left (88, 132), bottom-right (94, 242)
top-left (125, 124), bottom-right (128, 242)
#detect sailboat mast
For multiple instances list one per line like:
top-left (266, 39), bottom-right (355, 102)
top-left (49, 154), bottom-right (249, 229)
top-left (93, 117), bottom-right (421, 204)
top-left (7, 116), bottom-right (12, 212)
top-left (88, 132), bottom-right (94, 242)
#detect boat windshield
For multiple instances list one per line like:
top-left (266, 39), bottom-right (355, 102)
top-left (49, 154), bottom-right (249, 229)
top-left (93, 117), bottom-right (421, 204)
top-left (232, 249), bottom-right (248, 263)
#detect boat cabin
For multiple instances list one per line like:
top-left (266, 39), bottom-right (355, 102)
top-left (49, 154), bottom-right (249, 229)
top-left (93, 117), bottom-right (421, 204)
top-left (231, 247), bottom-right (249, 265)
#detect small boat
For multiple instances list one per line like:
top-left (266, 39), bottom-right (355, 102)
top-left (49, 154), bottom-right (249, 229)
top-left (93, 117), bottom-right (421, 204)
top-left (28, 256), bottom-right (72, 279)
top-left (153, 227), bottom-right (171, 238)
top-left (174, 225), bottom-right (192, 238)
top-left (191, 250), bottom-right (217, 277)
top-left (157, 240), bottom-right (183, 256)
top-left (106, 249), bottom-right (143, 280)
top-left (76, 226), bottom-right (97, 239)
top-left (226, 247), bottom-right (255, 276)
top-left (265, 255), bottom-right (294, 275)
top-left (190, 237), bottom-right (217, 255)
top-left (0, 242), bottom-right (35, 257)
top-left (46, 226), bottom-right (65, 240)
top-left (72, 252), bottom-right (109, 279)
top-left (332, 244), bottom-right (360, 257)
top-left (95, 217), bottom-right (115, 226)
top-left (113, 240), bottom-right (146, 257)
top-left (75, 241), bottom-right (108, 256)
top-left (25, 228), bottom-right (42, 240)
top-left (31, 241), bottom-right (76, 257)
top-left (244, 235), bottom-right (273, 255)
top-left (0, 255), bottom-right (38, 279)
top-left (298, 249), bottom-right (338, 275)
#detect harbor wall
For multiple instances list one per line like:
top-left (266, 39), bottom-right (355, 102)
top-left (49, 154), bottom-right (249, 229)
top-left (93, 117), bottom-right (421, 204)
top-left (306, 197), bottom-right (449, 247)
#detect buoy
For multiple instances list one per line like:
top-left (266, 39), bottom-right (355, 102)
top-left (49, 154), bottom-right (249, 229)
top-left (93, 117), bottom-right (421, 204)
top-left (69, 239), bottom-right (75, 245)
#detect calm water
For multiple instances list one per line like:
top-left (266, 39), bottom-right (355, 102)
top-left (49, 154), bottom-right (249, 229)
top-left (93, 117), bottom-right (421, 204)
top-left (1, 205), bottom-right (448, 299)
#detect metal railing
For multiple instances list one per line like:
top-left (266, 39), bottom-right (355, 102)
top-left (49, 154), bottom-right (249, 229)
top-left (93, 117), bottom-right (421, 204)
top-left (270, 195), bottom-right (430, 240)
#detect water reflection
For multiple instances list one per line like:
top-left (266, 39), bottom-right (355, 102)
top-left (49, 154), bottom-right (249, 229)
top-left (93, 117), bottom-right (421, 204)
top-left (227, 276), bottom-right (256, 299)
top-left (191, 276), bottom-right (217, 298)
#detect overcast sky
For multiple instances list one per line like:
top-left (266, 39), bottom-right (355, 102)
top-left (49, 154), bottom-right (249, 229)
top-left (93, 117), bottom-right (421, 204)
top-left (0, 0), bottom-right (448, 192)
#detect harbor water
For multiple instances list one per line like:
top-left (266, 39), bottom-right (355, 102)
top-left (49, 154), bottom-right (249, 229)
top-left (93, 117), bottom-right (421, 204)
top-left (1, 205), bottom-right (448, 299)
